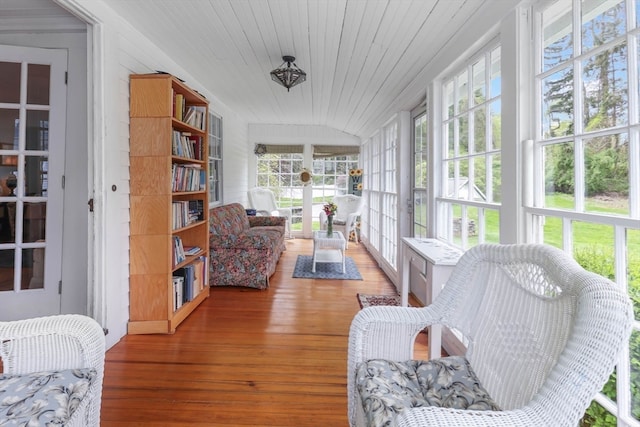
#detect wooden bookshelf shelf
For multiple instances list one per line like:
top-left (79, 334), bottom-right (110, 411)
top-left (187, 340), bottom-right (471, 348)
top-left (128, 73), bottom-right (210, 334)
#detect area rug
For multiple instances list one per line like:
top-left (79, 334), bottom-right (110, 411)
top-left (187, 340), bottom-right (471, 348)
top-left (357, 293), bottom-right (403, 309)
top-left (292, 255), bottom-right (362, 280)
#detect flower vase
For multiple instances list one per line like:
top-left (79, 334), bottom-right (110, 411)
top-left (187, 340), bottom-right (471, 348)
top-left (327, 215), bottom-right (334, 237)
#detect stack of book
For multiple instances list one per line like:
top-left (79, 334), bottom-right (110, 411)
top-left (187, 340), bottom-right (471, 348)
top-left (171, 164), bottom-right (206, 192)
top-left (172, 200), bottom-right (204, 229)
top-left (172, 256), bottom-right (208, 312)
top-left (172, 131), bottom-right (203, 159)
top-left (183, 106), bottom-right (207, 131)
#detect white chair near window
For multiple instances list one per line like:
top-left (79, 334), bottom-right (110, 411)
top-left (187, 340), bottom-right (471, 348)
top-left (248, 187), bottom-right (292, 238)
top-left (347, 243), bottom-right (633, 427)
top-left (319, 194), bottom-right (364, 248)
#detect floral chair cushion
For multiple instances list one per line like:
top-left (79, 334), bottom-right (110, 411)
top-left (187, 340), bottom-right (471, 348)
top-left (0, 368), bottom-right (96, 426)
top-left (356, 355), bottom-right (500, 427)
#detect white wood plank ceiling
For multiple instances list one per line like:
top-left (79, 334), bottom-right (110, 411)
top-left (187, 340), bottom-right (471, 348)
top-left (5, 0), bottom-right (520, 139)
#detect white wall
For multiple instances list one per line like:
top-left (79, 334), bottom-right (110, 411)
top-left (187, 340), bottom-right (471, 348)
top-left (221, 112), bottom-right (250, 206)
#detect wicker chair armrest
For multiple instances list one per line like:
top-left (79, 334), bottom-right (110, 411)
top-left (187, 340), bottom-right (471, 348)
top-left (347, 305), bottom-right (443, 426)
top-left (348, 306), bottom-right (440, 362)
top-left (397, 407), bottom-right (547, 427)
top-left (0, 314), bottom-right (105, 375)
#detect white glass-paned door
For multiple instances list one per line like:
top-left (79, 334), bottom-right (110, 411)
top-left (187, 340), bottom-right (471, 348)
top-left (0, 45), bottom-right (66, 320)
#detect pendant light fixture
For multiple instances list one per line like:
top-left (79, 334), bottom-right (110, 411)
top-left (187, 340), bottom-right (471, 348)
top-left (270, 55), bottom-right (306, 92)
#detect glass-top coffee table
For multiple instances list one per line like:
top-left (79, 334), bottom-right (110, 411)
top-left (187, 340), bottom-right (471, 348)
top-left (312, 230), bottom-right (346, 273)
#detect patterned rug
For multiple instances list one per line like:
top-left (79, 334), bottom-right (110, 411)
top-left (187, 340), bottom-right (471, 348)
top-left (292, 255), bottom-right (362, 280)
top-left (357, 293), bottom-right (403, 309)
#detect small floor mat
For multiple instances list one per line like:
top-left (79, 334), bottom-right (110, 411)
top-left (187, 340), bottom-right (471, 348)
top-left (292, 255), bottom-right (362, 280)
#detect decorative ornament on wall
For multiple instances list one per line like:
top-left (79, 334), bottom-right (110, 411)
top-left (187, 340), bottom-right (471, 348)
top-left (348, 168), bottom-right (363, 196)
top-left (254, 144), bottom-right (267, 156)
top-left (299, 168), bottom-right (313, 186)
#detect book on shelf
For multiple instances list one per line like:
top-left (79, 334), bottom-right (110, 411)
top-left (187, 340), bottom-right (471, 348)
top-left (171, 199), bottom-right (204, 229)
top-left (183, 246), bottom-right (201, 256)
top-left (189, 199), bottom-right (204, 221)
top-left (174, 263), bottom-right (200, 306)
top-left (171, 164), bottom-right (206, 192)
top-left (192, 257), bottom-right (205, 293)
top-left (200, 255), bottom-right (209, 287)
top-left (174, 93), bottom-right (185, 121)
top-left (172, 131), bottom-right (203, 160)
top-left (172, 275), bottom-right (184, 311)
top-left (183, 106), bottom-right (207, 131)
top-left (173, 236), bottom-right (186, 267)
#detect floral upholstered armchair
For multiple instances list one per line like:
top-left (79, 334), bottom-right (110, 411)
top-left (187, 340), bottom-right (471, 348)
top-left (209, 203), bottom-right (286, 290)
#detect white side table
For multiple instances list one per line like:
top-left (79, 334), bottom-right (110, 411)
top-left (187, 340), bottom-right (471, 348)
top-left (401, 238), bottom-right (463, 358)
top-left (313, 231), bottom-right (346, 273)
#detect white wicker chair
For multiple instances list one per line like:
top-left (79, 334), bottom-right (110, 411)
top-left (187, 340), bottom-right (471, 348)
top-left (0, 314), bottom-right (106, 426)
top-left (248, 187), bottom-right (293, 238)
top-left (319, 194), bottom-right (364, 248)
top-left (347, 243), bottom-right (634, 427)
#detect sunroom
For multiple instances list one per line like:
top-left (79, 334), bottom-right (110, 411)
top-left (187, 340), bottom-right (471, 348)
top-left (0, 0), bottom-right (638, 425)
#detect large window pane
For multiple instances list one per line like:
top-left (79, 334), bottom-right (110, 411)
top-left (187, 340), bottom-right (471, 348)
top-left (457, 71), bottom-right (468, 113)
top-left (490, 47), bottom-right (501, 97)
top-left (446, 121), bottom-right (455, 158)
top-left (490, 153), bottom-right (501, 203)
top-left (413, 190), bottom-right (427, 239)
top-left (26, 111), bottom-right (49, 151)
top-left (544, 142), bottom-right (575, 209)
top-left (255, 153), bottom-right (303, 230)
top-left (630, 329), bottom-right (640, 422)
top-left (445, 81), bottom-right (454, 119)
top-left (484, 208), bottom-right (500, 243)
top-left (0, 109), bottom-right (19, 151)
top-left (26, 64), bottom-right (50, 106)
top-left (440, 44), bottom-right (501, 251)
top-left (584, 133), bottom-right (629, 215)
top-left (630, 228), bottom-right (640, 322)
top-left (582, 44), bottom-right (628, 130)
top-left (541, 215), bottom-right (563, 248)
top-left (542, 67), bottom-right (574, 138)
top-left (628, 228), bottom-right (640, 422)
top-left (543, 3), bottom-right (573, 72)
top-left (572, 221), bottom-right (614, 267)
top-left (473, 107), bottom-right (486, 153)
top-left (458, 116), bottom-right (468, 156)
top-left (581, 0), bottom-right (626, 53)
top-left (0, 62), bottom-right (21, 103)
top-left (472, 58), bottom-right (486, 106)
top-left (311, 155), bottom-right (359, 231)
top-left (24, 156), bottom-right (48, 197)
top-left (415, 151), bottom-right (427, 188)
top-left (490, 100), bottom-right (501, 149)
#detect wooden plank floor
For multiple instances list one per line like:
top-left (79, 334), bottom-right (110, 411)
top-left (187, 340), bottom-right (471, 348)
top-left (101, 238), bottom-right (426, 426)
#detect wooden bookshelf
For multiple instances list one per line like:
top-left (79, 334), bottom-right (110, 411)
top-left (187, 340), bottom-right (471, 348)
top-left (128, 73), bottom-right (210, 334)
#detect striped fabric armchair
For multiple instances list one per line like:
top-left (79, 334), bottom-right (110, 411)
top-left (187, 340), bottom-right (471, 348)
top-left (347, 243), bottom-right (633, 427)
